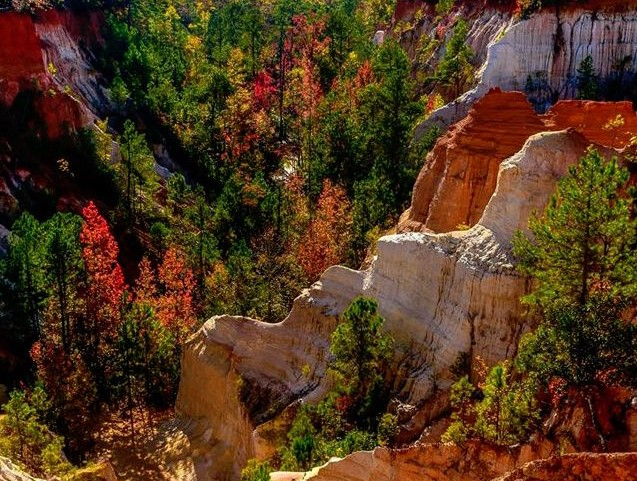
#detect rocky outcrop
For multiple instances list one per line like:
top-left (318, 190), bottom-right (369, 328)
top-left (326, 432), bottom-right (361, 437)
top-left (0, 458), bottom-right (41, 481)
top-left (299, 441), bottom-right (555, 481)
top-left (0, 457), bottom-right (117, 481)
top-left (273, 385), bottom-right (637, 481)
top-left (416, 1), bottom-right (637, 133)
top-left (299, 448), bottom-right (637, 481)
top-left (492, 452), bottom-right (637, 481)
top-left (546, 100), bottom-right (637, 148)
top-left (400, 90), bottom-right (547, 233)
top-left (402, 90), bottom-right (637, 233)
top-left (174, 126), bottom-right (601, 480)
top-left (34, 10), bottom-right (107, 117)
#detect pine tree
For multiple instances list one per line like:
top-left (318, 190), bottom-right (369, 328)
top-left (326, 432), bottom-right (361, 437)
top-left (513, 147), bottom-right (637, 310)
top-left (43, 213), bottom-right (83, 352)
top-left (5, 213), bottom-right (47, 342)
top-left (576, 55), bottom-right (598, 100)
top-left (330, 297), bottom-right (393, 428)
top-left (436, 18), bottom-right (473, 100)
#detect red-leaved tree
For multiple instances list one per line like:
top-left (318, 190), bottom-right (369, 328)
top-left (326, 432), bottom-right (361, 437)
top-left (79, 201), bottom-right (127, 393)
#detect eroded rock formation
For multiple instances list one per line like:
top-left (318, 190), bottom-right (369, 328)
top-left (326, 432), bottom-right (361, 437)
top-left (295, 448), bottom-right (637, 481)
top-left (416, 0), bottom-right (637, 133)
top-left (401, 89), bottom-right (637, 233)
top-left (174, 121), bottom-right (611, 480)
top-left (294, 385), bottom-right (637, 481)
top-left (400, 90), bottom-right (547, 233)
top-left (299, 441), bottom-right (555, 481)
top-left (0, 458), bottom-right (41, 481)
top-left (493, 452), bottom-right (637, 481)
top-left (0, 10), bottom-right (106, 137)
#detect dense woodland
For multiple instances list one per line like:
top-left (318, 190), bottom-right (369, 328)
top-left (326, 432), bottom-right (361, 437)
top-left (0, 0), bottom-right (441, 475)
top-left (0, 0), bottom-right (636, 479)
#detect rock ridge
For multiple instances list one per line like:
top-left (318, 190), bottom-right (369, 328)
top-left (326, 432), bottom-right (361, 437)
top-left (401, 89), bottom-right (637, 233)
top-left (173, 128), bottom-right (599, 480)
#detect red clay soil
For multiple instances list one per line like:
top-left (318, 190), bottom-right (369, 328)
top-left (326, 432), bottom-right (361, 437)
top-left (0, 12), bottom-right (43, 80)
top-left (400, 88), bottom-right (637, 233)
top-left (493, 452), bottom-right (637, 481)
top-left (0, 10), bottom-right (100, 137)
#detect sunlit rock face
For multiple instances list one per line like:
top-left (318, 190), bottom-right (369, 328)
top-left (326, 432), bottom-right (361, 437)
top-left (175, 126), bottom-right (604, 480)
top-left (402, 89), bottom-right (637, 234)
top-left (400, 90), bottom-right (547, 233)
top-left (0, 457), bottom-right (42, 481)
top-left (419, 2), bottom-right (637, 131)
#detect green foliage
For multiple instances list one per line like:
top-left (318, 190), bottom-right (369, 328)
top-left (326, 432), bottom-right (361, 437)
top-left (516, 299), bottom-right (637, 387)
top-left (272, 297), bottom-right (396, 471)
top-left (2, 213), bottom-right (47, 343)
top-left (435, 0), bottom-right (454, 16)
top-left (0, 386), bottom-right (75, 478)
top-left (576, 55), bottom-right (599, 100)
top-left (285, 406), bottom-right (317, 470)
top-left (331, 296), bottom-right (394, 428)
top-left (436, 18), bottom-right (473, 100)
top-left (513, 147), bottom-right (637, 310)
top-left (241, 459), bottom-right (272, 481)
top-left (377, 412), bottom-right (398, 446)
top-left (473, 363), bottom-right (538, 444)
top-left (507, 145), bottom-right (637, 447)
top-left (118, 120), bottom-right (159, 219)
top-left (442, 365), bottom-right (539, 446)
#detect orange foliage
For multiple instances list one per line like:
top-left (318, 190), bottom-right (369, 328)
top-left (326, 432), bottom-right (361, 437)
top-left (79, 201), bottom-right (127, 342)
top-left (298, 180), bottom-right (352, 280)
top-left (135, 248), bottom-right (196, 343)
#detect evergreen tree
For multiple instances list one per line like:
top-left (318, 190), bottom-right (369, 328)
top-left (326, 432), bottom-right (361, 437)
top-left (330, 296), bottom-right (393, 429)
top-left (43, 213), bottom-right (83, 353)
top-left (4, 213), bottom-right (47, 343)
top-left (436, 18), bottom-right (473, 100)
top-left (0, 386), bottom-right (74, 478)
top-left (119, 120), bottom-right (157, 219)
top-left (513, 147), bottom-right (637, 310)
top-left (576, 55), bottom-right (598, 100)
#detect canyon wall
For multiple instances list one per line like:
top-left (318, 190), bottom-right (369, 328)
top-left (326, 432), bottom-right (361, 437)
top-left (0, 10), bottom-right (106, 137)
top-left (174, 118), bottom-right (612, 479)
top-left (402, 89), bottom-right (637, 233)
top-left (417, 1), bottom-right (637, 134)
top-left (295, 448), bottom-right (637, 481)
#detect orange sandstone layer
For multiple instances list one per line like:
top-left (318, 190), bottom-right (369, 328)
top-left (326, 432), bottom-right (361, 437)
top-left (400, 89), bottom-right (637, 233)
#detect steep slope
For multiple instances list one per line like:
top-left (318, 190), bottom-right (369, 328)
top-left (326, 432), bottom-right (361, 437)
top-left (173, 99), bottom-right (624, 479)
top-left (399, 90), bottom-right (547, 233)
top-left (401, 89), bottom-right (637, 233)
top-left (0, 9), bottom-right (107, 137)
top-left (492, 452), bottom-right (637, 481)
top-left (416, 1), bottom-right (637, 133)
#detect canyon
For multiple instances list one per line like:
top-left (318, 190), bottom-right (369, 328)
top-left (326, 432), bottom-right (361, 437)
top-left (173, 90), bottom-right (637, 480)
top-left (167, 2), bottom-right (637, 480)
top-left (1, 2), bottom-right (637, 481)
